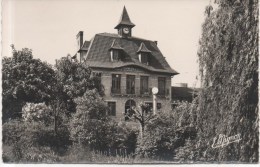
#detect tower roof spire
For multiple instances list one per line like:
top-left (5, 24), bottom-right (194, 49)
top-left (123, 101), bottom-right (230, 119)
top-left (115, 6), bottom-right (135, 29)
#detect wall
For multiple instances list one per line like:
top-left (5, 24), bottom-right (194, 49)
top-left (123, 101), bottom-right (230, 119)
top-left (92, 66), bottom-right (172, 121)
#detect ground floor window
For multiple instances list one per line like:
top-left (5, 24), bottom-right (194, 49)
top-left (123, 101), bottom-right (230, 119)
top-left (125, 100), bottom-right (136, 121)
top-left (107, 102), bottom-right (116, 116)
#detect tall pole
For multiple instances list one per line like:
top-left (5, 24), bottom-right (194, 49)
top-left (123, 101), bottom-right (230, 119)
top-left (152, 87), bottom-right (158, 115)
top-left (153, 94), bottom-right (157, 115)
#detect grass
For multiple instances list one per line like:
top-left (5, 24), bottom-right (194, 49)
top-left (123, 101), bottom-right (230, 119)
top-left (3, 143), bottom-right (180, 163)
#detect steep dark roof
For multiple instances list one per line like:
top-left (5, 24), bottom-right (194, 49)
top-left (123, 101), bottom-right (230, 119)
top-left (80, 41), bottom-right (90, 51)
top-left (137, 42), bottom-right (151, 53)
top-left (84, 33), bottom-right (178, 75)
top-left (110, 39), bottom-right (124, 50)
top-left (115, 6), bottom-right (135, 29)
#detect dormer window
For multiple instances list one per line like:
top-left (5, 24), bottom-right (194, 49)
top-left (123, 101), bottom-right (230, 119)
top-left (139, 52), bottom-right (149, 65)
top-left (111, 50), bottom-right (122, 61)
top-left (137, 42), bottom-right (151, 65)
top-left (110, 39), bottom-right (124, 62)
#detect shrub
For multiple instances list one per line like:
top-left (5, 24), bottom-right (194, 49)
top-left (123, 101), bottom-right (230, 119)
top-left (22, 103), bottom-right (53, 126)
top-left (70, 90), bottom-right (138, 154)
top-left (2, 118), bottom-right (71, 162)
top-left (3, 120), bottom-right (58, 162)
top-left (173, 139), bottom-right (201, 162)
top-left (136, 102), bottom-right (197, 161)
top-left (73, 89), bottom-right (108, 120)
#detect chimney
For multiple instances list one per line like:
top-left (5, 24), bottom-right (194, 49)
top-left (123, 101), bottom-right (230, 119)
top-left (154, 41), bottom-right (158, 45)
top-left (76, 31), bottom-right (84, 51)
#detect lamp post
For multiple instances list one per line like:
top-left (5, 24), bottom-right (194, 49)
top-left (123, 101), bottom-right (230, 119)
top-left (152, 87), bottom-right (158, 115)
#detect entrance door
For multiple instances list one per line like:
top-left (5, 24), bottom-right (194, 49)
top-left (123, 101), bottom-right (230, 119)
top-left (125, 100), bottom-right (136, 121)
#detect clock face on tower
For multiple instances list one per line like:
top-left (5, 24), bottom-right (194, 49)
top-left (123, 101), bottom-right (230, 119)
top-left (123, 27), bottom-right (130, 34)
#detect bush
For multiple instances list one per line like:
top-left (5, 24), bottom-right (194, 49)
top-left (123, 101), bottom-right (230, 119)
top-left (73, 89), bottom-right (108, 120)
top-left (173, 139), bottom-right (201, 162)
top-left (136, 102), bottom-right (197, 161)
top-left (2, 118), bottom-right (71, 163)
top-left (70, 90), bottom-right (138, 154)
top-left (109, 121), bottom-right (138, 155)
top-left (22, 103), bottom-right (53, 126)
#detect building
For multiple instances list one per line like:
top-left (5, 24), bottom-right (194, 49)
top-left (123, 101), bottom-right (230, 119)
top-left (172, 83), bottom-right (199, 100)
top-left (75, 7), bottom-right (178, 121)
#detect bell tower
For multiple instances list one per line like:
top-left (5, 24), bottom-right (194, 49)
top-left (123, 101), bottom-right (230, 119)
top-left (115, 6), bottom-right (135, 38)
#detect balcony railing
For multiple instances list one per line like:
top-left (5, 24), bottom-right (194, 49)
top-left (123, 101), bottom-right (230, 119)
top-left (126, 88), bottom-right (135, 94)
top-left (110, 87), bottom-right (170, 98)
top-left (157, 88), bottom-right (170, 97)
top-left (111, 86), bottom-right (150, 96)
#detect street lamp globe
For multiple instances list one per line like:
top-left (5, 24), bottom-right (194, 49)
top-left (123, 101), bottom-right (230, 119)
top-left (152, 87), bottom-right (158, 95)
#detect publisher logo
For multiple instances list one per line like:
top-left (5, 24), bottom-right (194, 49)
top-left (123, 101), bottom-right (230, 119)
top-left (212, 133), bottom-right (241, 148)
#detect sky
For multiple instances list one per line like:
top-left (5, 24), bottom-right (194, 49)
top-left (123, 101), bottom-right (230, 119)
top-left (2, 0), bottom-right (210, 88)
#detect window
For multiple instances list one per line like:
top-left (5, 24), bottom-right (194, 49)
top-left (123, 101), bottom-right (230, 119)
top-left (139, 53), bottom-right (149, 65)
top-left (140, 76), bottom-right (149, 94)
top-left (112, 50), bottom-right (121, 61)
top-left (108, 102), bottom-right (116, 116)
top-left (125, 100), bottom-right (136, 121)
top-left (141, 53), bottom-right (149, 64)
top-left (92, 72), bottom-right (102, 90)
top-left (126, 75), bottom-right (135, 94)
top-left (112, 74), bottom-right (121, 94)
top-left (158, 77), bottom-right (166, 95)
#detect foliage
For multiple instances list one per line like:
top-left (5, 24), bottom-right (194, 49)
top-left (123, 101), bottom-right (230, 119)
top-left (2, 47), bottom-right (56, 121)
top-left (55, 57), bottom-right (92, 98)
top-left (136, 102), bottom-right (197, 161)
top-left (22, 102), bottom-right (53, 126)
top-left (173, 139), bottom-right (201, 163)
top-left (50, 57), bottom-right (104, 135)
top-left (73, 89), bottom-right (108, 120)
top-left (197, 0), bottom-right (258, 162)
top-left (61, 144), bottom-right (154, 163)
top-left (70, 118), bottom-right (138, 154)
top-left (111, 121), bottom-right (138, 155)
top-left (49, 57), bottom-right (98, 134)
top-left (70, 89), bottom-right (137, 153)
top-left (125, 102), bottom-right (155, 138)
top-left (70, 89), bottom-right (109, 149)
top-left (89, 74), bottom-right (105, 96)
top-left (2, 119), bottom-right (71, 162)
top-left (2, 120), bottom-right (56, 162)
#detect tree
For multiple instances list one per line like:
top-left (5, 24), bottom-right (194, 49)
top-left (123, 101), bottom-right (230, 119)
top-left (70, 89), bottom-right (108, 142)
top-left (70, 89), bottom-right (138, 154)
top-left (70, 89), bottom-right (111, 149)
top-left (51, 56), bottom-right (105, 134)
top-left (2, 46), bottom-right (56, 121)
top-left (49, 57), bottom-right (91, 133)
top-left (197, 0), bottom-right (258, 162)
top-left (55, 56), bottom-right (92, 100)
top-left (125, 103), bottom-right (155, 139)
